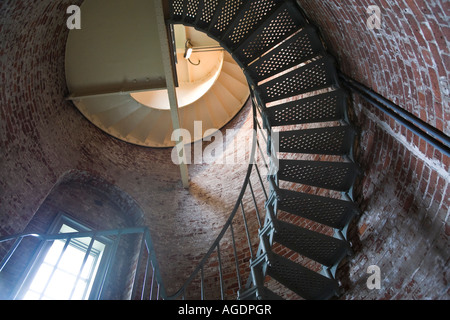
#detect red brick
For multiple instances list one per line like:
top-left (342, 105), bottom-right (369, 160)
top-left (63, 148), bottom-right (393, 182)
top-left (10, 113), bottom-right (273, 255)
top-left (428, 68), bottom-right (442, 102)
top-left (1, 0), bottom-right (448, 301)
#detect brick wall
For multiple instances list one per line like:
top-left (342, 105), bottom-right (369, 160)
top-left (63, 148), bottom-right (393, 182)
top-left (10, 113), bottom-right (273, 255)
top-left (0, 0), bottom-right (258, 298)
top-left (296, 0), bottom-right (449, 299)
top-left (1, 0), bottom-right (448, 300)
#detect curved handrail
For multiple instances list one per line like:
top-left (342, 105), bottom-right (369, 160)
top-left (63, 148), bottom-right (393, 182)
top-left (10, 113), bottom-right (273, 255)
top-left (0, 227), bottom-right (148, 244)
top-left (0, 227), bottom-right (167, 300)
top-left (165, 164), bottom-right (254, 299)
top-left (165, 104), bottom-right (261, 300)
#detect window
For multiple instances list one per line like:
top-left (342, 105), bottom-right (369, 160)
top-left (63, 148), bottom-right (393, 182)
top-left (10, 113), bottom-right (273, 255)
top-left (16, 215), bottom-right (111, 300)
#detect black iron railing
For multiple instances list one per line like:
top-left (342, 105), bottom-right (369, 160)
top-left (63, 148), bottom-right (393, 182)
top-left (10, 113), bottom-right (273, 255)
top-left (0, 96), bottom-right (274, 300)
top-left (0, 227), bottom-right (166, 300)
top-left (338, 73), bottom-right (450, 158)
top-left (164, 95), bottom-right (275, 300)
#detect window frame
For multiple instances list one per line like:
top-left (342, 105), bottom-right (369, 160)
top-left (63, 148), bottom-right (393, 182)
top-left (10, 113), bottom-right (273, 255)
top-left (12, 213), bottom-right (113, 300)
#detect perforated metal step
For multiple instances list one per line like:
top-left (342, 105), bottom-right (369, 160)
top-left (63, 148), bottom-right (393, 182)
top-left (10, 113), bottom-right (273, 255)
top-left (170, 0), bottom-right (247, 39)
top-left (278, 126), bottom-right (356, 156)
top-left (273, 220), bottom-right (351, 268)
top-left (265, 89), bottom-right (348, 127)
top-left (220, 0), bottom-right (286, 51)
top-left (258, 287), bottom-right (284, 300)
top-left (232, 1), bottom-right (307, 66)
top-left (168, 0), bottom-right (186, 23)
top-left (188, 0), bottom-right (221, 29)
top-left (206, 0), bottom-right (246, 40)
top-left (267, 254), bottom-right (339, 300)
top-left (245, 26), bottom-right (324, 82)
top-left (277, 159), bottom-right (360, 192)
top-left (275, 188), bottom-right (359, 230)
top-left (238, 286), bottom-right (284, 300)
top-left (258, 56), bottom-right (339, 104)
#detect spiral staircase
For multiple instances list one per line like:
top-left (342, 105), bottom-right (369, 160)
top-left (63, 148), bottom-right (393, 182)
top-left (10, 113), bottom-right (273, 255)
top-left (165, 0), bottom-right (361, 300)
top-left (0, 0), bottom-right (362, 300)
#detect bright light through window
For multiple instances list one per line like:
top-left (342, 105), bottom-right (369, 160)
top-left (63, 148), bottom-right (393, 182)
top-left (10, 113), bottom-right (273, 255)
top-left (22, 224), bottom-right (106, 300)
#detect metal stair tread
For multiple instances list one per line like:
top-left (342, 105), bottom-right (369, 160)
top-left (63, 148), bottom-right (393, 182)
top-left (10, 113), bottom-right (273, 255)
top-left (264, 89), bottom-right (348, 127)
top-left (275, 188), bottom-right (359, 230)
top-left (267, 253), bottom-right (339, 300)
top-left (257, 55), bottom-right (339, 104)
top-left (258, 287), bottom-right (285, 300)
top-left (232, 0), bottom-right (306, 65)
top-left (238, 286), bottom-right (284, 300)
top-left (219, 0), bottom-right (285, 51)
top-left (245, 25), bottom-right (324, 83)
top-left (277, 159), bottom-right (360, 192)
top-left (207, 0), bottom-right (247, 41)
top-left (273, 219), bottom-right (351, 268)
top-left (278, 125), bottom-right (356, 156)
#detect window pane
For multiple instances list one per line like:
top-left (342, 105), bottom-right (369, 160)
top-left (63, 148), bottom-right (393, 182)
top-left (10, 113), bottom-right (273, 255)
top-left (80, 254), bottom-right (95, 279)
top-left (23, 291), bottom-right (41, 300)
top-left (71, 279), bottom-right (89, 300)
top-left (28, 263), bottom-right (53, 294)
top-left (45, 270), bottom-right (76, 300)
top-left (58, 244), bottom-right (85, 275)
top-left (44, 240), bottom-right (65, 265)
top-left (21, 221), bottom-right (108, 300)
top-left (59, 224), bottom-right (78, 234)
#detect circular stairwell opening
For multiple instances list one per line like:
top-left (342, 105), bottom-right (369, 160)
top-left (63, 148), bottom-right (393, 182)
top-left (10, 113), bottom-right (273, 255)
top-left (131, 27), bottom-right (225, 110)
top-left (65, 0), bottom-right (250, 148)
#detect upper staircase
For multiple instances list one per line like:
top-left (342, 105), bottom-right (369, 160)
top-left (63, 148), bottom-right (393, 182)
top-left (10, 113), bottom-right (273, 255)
top-left (69, 50), bottom-right (249, 147)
